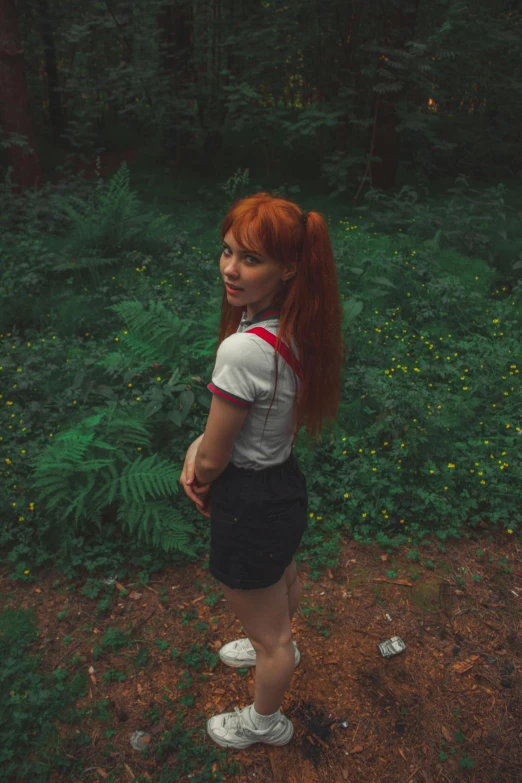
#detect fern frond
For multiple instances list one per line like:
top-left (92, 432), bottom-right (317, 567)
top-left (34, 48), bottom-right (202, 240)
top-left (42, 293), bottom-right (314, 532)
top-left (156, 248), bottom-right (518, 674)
top-left (103, 299), bottom-right (192, 367)
top-left (118, 500), bottom-right (199, 556)
top-left (119, 453), bottom-right (181, 504)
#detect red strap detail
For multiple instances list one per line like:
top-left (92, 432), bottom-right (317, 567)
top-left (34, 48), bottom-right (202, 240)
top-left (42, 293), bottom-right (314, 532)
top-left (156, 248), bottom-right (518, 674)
top-left (207, 382), bottom-right (252, 408)
top-left (245, 327), bottom-right (303, 381)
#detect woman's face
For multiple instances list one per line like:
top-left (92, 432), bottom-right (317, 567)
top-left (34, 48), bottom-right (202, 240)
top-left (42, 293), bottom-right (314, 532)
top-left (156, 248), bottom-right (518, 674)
top-left (220, 230), bottom-right (295, 320)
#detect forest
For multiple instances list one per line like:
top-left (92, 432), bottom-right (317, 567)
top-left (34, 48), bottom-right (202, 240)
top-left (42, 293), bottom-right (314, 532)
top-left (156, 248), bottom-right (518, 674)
top-left (0, 1), bottom-right (521, 782)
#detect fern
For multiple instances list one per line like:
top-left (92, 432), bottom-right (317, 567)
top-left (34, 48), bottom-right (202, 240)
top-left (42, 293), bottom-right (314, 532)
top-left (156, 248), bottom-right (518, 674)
top-left (51, 162), bottom-right (142, 255)
top-left (118, 501), bottom-right (198, 555)
top-left (28, 403), bottom-right (198, 556)
top-left (102, 299), bottom-right (193, 369)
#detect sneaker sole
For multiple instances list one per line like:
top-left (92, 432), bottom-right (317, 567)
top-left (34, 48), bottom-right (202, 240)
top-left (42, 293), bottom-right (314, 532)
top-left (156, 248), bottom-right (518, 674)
top-left (219, 645), bottom-right (301, 668)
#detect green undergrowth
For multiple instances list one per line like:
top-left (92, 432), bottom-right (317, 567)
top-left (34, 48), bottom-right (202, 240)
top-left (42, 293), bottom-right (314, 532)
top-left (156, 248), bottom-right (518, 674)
top-left (0, 607), bottom-right (87, 781)
top-left (0, 602), bottom-right (241, 782)
top-left (1, 166), bottom-right (520, 579)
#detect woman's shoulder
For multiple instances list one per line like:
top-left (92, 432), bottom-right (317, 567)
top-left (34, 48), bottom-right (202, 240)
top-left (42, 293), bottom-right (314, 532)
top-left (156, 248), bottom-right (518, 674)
top-left (218, 331), bottom-right (271, 364)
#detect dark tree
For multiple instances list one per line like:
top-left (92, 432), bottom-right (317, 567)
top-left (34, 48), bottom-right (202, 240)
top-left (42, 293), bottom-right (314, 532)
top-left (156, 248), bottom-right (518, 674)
top-left (0, 0), bottom-right (42, 189)
top-left (156, 0), bottom-right (196, 173)
top-left (37, 0), bottom-right (65, 142)
top-left (370, 0), bottom-right (420, 190)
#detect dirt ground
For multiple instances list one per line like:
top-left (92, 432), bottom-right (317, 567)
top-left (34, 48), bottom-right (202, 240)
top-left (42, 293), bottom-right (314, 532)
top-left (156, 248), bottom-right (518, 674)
top-left (2, 524), bottom-right (521, 783)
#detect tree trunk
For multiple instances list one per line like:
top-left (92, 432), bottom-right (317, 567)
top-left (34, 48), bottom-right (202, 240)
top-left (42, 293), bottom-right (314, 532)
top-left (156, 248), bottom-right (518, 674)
top-left (369, 0), bottom-right (419, 190)
top-left (157, 0), bottom-right (195, 172)
top-left (0, 0), bottom-right (42, 190)
top-left (37, 0), bottom-right (65, 143)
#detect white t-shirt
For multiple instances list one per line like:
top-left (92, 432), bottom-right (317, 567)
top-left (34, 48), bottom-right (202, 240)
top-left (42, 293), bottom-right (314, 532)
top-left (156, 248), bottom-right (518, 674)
top-left (207, 304), bottom-right (301, 470)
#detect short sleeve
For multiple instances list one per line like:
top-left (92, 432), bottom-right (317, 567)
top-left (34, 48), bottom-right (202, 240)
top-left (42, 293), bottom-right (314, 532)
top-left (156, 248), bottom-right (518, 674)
top-left (207, 333), bottom-right (269, 409)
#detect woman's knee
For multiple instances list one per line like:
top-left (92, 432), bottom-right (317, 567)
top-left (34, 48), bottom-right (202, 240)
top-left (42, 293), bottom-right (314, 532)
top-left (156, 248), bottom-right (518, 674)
top-left (250, 636), bottom-right (293, 656)
top-left (221, 576), bottom-right (292, 651)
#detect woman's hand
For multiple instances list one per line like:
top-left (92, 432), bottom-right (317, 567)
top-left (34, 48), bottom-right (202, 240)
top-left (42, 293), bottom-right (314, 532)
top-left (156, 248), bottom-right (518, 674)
top-left (180, 436), bottom-right (212, 516)
top-left (191, 483), bottom-right (212, 518)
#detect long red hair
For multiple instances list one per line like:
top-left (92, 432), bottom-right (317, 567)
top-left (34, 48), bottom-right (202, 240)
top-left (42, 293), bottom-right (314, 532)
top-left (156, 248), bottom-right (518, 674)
top-left (213, 191), bottom-right (348, 446)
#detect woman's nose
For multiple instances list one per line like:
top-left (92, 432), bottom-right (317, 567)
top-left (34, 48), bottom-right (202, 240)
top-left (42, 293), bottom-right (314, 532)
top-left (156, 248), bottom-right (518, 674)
top-left (224, 260), bottom-right (240, 275)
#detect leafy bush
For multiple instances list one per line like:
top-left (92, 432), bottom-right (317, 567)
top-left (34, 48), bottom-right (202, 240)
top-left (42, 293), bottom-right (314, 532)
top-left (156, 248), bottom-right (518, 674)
top-left (22, 296), bottom-right (218, 556)
top-left (49, 162), bottom-right (179, 259)
top-left (358, 175), bottom-right (517, 264)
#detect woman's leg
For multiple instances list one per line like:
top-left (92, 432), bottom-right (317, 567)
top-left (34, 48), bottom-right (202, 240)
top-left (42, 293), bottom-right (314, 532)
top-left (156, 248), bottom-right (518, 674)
top-left (284, 558), bottom-right (301, 623)
top-left (219, 573), bottom-right (295, 716)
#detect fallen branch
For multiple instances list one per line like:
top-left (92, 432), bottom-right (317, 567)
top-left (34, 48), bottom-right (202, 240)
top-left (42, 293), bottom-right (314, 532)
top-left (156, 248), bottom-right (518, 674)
top-left (372, 578), bottom-right (413, 586)
top-left (307, 731), bottom-right (329, 750)
top-left (52, 641), bottom-right (83, 670)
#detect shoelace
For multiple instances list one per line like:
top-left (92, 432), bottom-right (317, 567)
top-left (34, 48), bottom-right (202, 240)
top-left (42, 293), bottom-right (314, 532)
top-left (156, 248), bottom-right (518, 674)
top-left (226, 706), bottom-right (280, 736)
top-left (231, 706), bottom-right (248, 735)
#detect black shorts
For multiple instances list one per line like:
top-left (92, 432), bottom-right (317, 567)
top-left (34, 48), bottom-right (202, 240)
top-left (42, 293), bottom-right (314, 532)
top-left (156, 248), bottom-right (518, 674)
top-left (208, 451), bottom-right (308, 590)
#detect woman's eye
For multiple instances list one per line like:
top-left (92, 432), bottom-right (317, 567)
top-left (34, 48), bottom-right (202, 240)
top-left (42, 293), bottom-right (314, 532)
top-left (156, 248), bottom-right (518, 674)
top-left (222, 246), bottom-right (258, 264)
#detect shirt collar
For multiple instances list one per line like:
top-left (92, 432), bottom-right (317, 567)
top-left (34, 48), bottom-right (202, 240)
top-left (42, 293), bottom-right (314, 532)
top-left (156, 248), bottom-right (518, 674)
top-left (240, 305), bottom-right (281, 326)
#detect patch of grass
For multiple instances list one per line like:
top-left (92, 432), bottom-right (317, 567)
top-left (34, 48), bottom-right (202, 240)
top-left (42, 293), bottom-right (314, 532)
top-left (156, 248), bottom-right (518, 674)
top-left (300, 598), bottom-right (335, 636)
top-left (346, 565), bottom-right (371, 591)
top-left (410, 581), bottom-right (440, 611)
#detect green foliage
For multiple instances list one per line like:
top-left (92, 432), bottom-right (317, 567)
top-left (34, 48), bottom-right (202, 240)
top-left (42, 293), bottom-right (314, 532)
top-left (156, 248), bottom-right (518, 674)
top-left (359, 176), bottom-right (517, 265)
top-left (134, 647), bottom-right (148, 669)
top-left (496, 555), bottom-right (513, 574)
top-left (144, 704), bottom-right (162, 724)
top-left (171, 643), bottom-right (220, 674)
top-left (152, 708), bottom-right (240, 782)
top-left (0, 607), bottom-right (87, 781)
top-left (102, 668), bottom-right (127, 682)
top-left (458, 753), bottom-right (476, 769)
top-left (50, 163), bottom-right (179, 260)
top-left (437, 713), bottom-right (478, 770)
top-left (1, 167), bottom-right (521, 593)
top-left (220, 167), bottom-right (252, 202)
top-left (92, 627), bottom-right (132, 660)
top-left (27, 397), bottom-right (200, 555)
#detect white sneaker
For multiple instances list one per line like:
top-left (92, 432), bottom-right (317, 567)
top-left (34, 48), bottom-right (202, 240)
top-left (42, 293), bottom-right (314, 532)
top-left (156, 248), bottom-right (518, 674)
top-left (219, 637), bottom-right (301, 668)
top-left (207, 704), bottom-right (294, 748)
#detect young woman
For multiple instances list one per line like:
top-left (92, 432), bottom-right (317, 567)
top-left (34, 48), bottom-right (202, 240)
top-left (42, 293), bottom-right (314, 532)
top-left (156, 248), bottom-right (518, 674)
top-left (180, 191), bottom-right (346, 749)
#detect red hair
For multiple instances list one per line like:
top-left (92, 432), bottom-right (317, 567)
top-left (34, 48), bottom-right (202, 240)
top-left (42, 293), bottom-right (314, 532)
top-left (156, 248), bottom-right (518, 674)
top-left (213, 191), bottom-right (348, 446)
